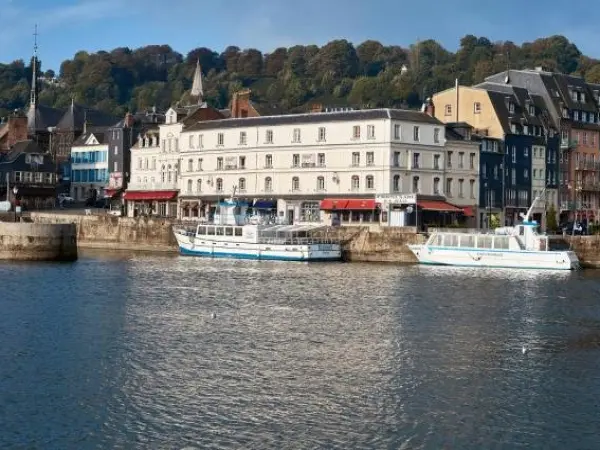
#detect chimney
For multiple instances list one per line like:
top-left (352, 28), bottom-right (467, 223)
top-left (230, 89), bottom-right (252, 118)
top-left (311, 103), bottom-right (323, 113)
top-left (422, 97), bottom-right (435, 117)
top-left (124, 112), bottom-right (135, 128)
top-left (6, 114), bottom-right (28, 149)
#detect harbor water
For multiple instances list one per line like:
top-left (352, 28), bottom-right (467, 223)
top-left (1, 251), bottom-right (600, 449)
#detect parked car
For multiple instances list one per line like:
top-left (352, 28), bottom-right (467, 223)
top-left (57, 193), bottom-right (74, 203)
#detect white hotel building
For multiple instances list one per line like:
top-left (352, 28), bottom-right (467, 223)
top-left (162, 108), bottom-right (481, 226)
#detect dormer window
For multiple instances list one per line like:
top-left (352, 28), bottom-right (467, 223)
top-left (571, 90), bottom-right (577, 101)
top-left (508, 102), bottom-right (515, 113)
top-left (562, 108), bottom-right (569, 119)
top-left (581, 93), bottom-right (586, 103)
top-left (528, 105), bottom-right (535, 115)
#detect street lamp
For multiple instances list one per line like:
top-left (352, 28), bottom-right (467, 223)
top-left (12, 186), bottom-right (18, 222)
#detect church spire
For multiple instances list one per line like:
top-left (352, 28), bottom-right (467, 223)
top-left (29, 24), bottom-right (38, 108)
top-left (190, 59), bottom-right (204, 105)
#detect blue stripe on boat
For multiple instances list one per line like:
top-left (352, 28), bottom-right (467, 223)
top-left (178, 246), bottom-right (340, 262)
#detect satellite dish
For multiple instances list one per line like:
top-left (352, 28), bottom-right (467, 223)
top-left (406, 206), bottom-right (414, 214)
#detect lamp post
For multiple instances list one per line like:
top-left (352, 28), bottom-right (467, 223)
top-left (12, 186), bottom-right (18, 222)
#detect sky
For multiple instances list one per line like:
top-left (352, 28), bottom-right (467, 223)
top-left (1, 0), bottom-right (599, 72)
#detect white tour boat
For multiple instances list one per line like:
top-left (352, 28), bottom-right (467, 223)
top-left (173, 198), bottom-right (341, 262)
top-left (408, 193), bottom-right (580, 270)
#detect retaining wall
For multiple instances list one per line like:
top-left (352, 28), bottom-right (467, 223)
top-left (0, 222), bottom-right (77, 261)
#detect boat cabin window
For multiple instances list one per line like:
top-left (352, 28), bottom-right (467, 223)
top-left (477, 235), bottom-right (493, 249)
top-left (460, 235), bottom-right (475, 248)
top-left (234, 227), bottom-right (243, 236)
top-left (198, 226), bottom-right (207, 235)
top-left (207, 227), bottom-right (215, 236)
top-left (493, 236), bottom-right (509, 249)
top-left (225, 227), bottom-right (234, 236)
top-left (519, 226), bottom-right (525, 236)
top-left (443, 234), bottom-right (459, 247)
top-left (216, 227), bottom-right (224, 236)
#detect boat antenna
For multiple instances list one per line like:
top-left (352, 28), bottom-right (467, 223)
top-left (522, 185), bottom-right (547, 223)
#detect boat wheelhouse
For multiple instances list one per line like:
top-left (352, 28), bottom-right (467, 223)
top-left (173, 198), bottom-right (341, 262)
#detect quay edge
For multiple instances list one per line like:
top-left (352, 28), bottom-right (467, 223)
top-left (0, 221), bottom-right (77, 261)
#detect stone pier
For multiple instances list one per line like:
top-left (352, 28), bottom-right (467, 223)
top-left (0, 222), bottom-right (77, 261)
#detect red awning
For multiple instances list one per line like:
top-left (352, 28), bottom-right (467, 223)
top-left (123, 190), bottom-right (178, 201)
top-left (462, 206), bottom-right (475, 217)
top-left (320, 198), bottom-right (378, 210)
top-left (417, 200), bottom-right (462, 212)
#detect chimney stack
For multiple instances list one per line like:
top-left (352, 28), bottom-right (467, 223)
top-left (124, 112), bottom-right (135, 128)
top-left (311, 103), bottom-right (324, 113)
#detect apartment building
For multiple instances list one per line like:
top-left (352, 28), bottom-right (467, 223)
top-left (484, 68), bottom-right (600, 223)
top-left (177, 108), bottom-right (475, 226)
top-left (69, 128), bottom-right (109, 202)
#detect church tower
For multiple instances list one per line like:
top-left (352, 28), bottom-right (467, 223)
top-left (189, 59), bottom-right (207, 107)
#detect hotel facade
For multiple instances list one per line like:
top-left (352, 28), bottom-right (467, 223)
top-left (126, 108), bottom-right (479, 226)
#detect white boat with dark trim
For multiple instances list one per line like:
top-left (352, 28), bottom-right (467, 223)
top-left (408, 192), bottom-right (580, 270)
top-left (173, 198), bottom-right (341, 262)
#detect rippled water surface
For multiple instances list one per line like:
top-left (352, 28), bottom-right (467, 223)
top-left (2, 250), bottom-right (600, 449)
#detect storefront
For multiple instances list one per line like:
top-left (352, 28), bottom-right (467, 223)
top-left (319, 198), bottom-right (380, 225)
top-left (377, 193), bottom-right (465, 229)
top-left (123, 190), bottom-right (178, 217)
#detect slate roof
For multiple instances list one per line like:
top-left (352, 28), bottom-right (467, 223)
top-left (111, 110), bottom-right (166, 128)
top-left (27, 103), bottom-right (65, 132)
top-left (0, 140), bottom-right (45, 163)
top-left (185, 108), bottom-right (441, 132)
top-left (71, 127), bottom-right (109, 146)
top-left (56, 103), bottom-right (119, 131)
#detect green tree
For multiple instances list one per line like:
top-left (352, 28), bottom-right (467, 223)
top-left (546, 204), bottom-right (558, 231)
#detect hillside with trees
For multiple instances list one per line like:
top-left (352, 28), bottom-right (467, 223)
top-left (0, 34), bottom-right (598, 118)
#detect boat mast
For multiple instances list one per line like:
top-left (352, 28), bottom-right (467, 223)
top-left (523, 186), bottom-right (548, 223)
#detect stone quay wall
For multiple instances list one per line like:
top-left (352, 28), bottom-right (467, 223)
top-left (30, 213), bottom-right (177, 253)
top-left (0, 222), bottom-right (77, 261)
top-left (566, 236), bottom-right (600, 268)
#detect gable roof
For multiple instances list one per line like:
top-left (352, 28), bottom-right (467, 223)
top-left (185, 108), bottom-right (441, 132)
top-left (71, 127), bottom-right (108, 146)
top-left (56, 102), bottom-right (119, 131)
top-left (0, 140), bottom-right (45, 163)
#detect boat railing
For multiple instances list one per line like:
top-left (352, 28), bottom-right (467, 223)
top-left (258, 237), bottom-right (339, 245)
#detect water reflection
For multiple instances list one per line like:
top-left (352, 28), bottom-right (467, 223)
top-left (1, 255), bottom-right (600, 449)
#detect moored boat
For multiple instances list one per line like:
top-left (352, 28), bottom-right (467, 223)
top-left (408, 191), bottom-right (580, 270)
top-left (173, 198), bottom-right (341, 262)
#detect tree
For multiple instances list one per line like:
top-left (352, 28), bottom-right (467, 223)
top-left (546, 204), bottom-right (558, 232)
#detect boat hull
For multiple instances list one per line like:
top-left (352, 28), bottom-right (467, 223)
top-left (175, 233), bottom-right (341, 262)
top-left (408, 244), bottom-right (580, 270)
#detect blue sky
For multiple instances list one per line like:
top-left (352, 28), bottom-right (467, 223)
top-left (1, 0), bottom-right (598, 72)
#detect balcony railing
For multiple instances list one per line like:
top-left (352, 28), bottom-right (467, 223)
top-left (575, 163), bottom-right (600, 171)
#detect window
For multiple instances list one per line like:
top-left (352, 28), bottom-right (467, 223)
top-left (239, 131), bottom-right (247, 145)
top-left (412, 176), bottom-right (419, 193)
top-left (366, 152), bottom-right (374, 166)
top-left (198, 135), bottom-right (203, 148)
top-left (351, 175), bottom-right (360, 191)
top-left (458, 179), bottom-right (464, 197)
top-left (187, 179), bottom-right (193, 193)
top-left (239, 156), bottom-right (246, 169)
top-left (217, 133), bottom-right (224, 146)
top-left (393, 175), bottom-right (400, 192)
top-left (318, 127), bottom-right (326, 142)
top-left (196, 179), bottom-right (202, 192)
top-left (216, 178), bottom-right (223, 192)
top-left (238, 178), bottom-right (246, 191)
top-left (446, 178), bottom-right (453, 196)
top-left (266, 129), bottom-right (273, 144)
top-left (318, 153), bottom-right (326, 167)
top-left (317, 176), bottom-right (325, 191)
top-left (352, 152), bottom-right (360, 166)
top-left (265, 154), bottom-right (273, 168)
top-left (189, 134), bottom-right (195, 148)
top-left (458, 152), bottom-right (464, 168)
top-left (292, 177), bottom-right (300, 191)
top-left (474, 102), bottom-right (481, 114)
top-left (293, 128), bottom-right (301, 143)
top-left (447, 151), bottom-right (453, 168)
top-left (174, 138), bottom-right (179, 151)
top-left (470, 179), bottom-right (475, 198)
top-left (469, 153), bottom-right (475, 169)
top-left (394, 124), bottom-right (401, 140)
top-left (511, 168), bottom-right (516, 184)
top-left (393, 151), bottom-right (401, 167)
top-left (583, 132), bottom-right (588, 145)
top-left (524, 147), bottom-right (529, 157)
top-left (445, 104), bottom-right (452, 116)
top-left (413, 126), bottom-right (420, 142)
top-left (512, 146), bottom-right (516, 163)
top-left (533, 168), bottom-right (537, 179)
top-left (493, 165), bottom-right (498, 179)
top-left (412, 152), bottom-right (420, 168)
top-left (366, 175), bottom-right (374, 190)
top-left (188, 158), bottom-right (193, 172)
top-left (434, 128), bottom-right (440, 143)
top-left (113, 162), bottom-right (118, 172)
top-left (509, 102), bottom-right (515, 113)
top-left (265, 177), bottom-right (272, 192)
top-left (114, 146), bottom-right (118, 155)
top-left (197, 158), bottom-right (203, 171)
top-left (152, 158), bottom-right (156, 170)
top-left (524, 169), bottom-right (529, 179)
top-left (292, 154), bottom-right (300, 167)
top-left (434, 154), bottom-right (440, 170)
top-left (217, 157), bottom-right (223, 170)
top-left (161, 139), bottom-right (166, 152)
top-left (367, 125), bottom-right (375, 139)
top-left (529, 105), bottom-right (535, 115)
top-left (352, 126), bottom-right (361, 139)
top-left (433, 177), bottom-right (440, 194)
